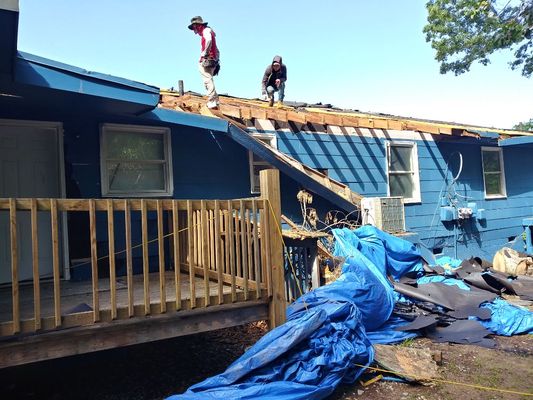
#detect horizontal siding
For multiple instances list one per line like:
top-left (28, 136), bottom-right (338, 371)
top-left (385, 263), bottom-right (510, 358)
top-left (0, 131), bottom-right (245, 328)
top-left (277, 129), bottom-right (533, 260)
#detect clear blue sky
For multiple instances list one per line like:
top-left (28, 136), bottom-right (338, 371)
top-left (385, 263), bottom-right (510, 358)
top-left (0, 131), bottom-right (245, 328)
top-left (17, 0), bottom-right (533, 129)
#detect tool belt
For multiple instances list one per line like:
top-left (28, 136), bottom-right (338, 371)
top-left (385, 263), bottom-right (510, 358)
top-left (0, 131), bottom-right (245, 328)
top-left (201, 57), bottom-right (218, 68)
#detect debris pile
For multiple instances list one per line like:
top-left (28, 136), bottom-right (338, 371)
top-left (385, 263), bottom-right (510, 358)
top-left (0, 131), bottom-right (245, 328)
top-left (167, 226), bottom-right (533, 400)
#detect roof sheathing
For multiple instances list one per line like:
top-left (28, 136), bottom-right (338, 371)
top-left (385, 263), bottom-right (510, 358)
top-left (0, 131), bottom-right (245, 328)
top-left (159, 91), bottom-right (533, 140)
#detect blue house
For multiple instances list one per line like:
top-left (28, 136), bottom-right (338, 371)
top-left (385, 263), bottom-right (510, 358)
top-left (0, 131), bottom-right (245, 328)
top-left (2, 1), bottom-right (533, 368)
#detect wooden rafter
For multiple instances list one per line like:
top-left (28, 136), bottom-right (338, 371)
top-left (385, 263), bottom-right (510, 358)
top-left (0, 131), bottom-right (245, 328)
top-left (159, 91), bottom-right (533, 138)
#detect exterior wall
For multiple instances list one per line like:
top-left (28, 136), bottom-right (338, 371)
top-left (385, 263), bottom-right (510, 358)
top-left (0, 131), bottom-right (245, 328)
top-left (0, 107), bottom-right (252, 279)
top-left (275, 125), bottom-right (533, 261)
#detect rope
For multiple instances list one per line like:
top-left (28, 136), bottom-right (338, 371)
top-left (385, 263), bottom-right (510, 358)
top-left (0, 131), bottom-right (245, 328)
top-left (353, 363), bottom-right (533, 397)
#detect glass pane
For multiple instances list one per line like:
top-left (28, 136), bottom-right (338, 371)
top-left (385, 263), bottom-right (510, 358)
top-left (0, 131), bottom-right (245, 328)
top-left (107, 162), bottom-right (165, 191)
top-left (390, 145), bottom-right (412, 172)
top-left (105, 131), bottom-right (165, 161)
top-left (484, 173), bottom-right (502, 195)
top-left (482, 151), bottom-right (500, 173)
top-left (389, 173), bottom-right (414, 198)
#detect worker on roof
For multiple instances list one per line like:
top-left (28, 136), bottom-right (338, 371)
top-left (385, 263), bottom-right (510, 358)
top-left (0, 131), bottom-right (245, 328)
top-left (188, 16), bottom-right (220, 109)
top-left (261, 56), bottom-right (287, 107)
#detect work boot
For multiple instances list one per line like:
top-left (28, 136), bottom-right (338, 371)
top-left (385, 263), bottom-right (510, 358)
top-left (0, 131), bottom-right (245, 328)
top-left (276, 100), bottom-right (283, 108)
top-left (206, 100), bottom-right (219, 109)
top-left (268, 96), bottom-right (274, 107)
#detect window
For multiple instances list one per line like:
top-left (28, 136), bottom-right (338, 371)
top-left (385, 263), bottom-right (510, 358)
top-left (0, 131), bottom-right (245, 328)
top-left (386, 141), bottom-right (421, 203)
top-left (249, 134), bottom-right (276, 194)
top-left (100, 124), bottom-right (173, 197)
top-left (481, 147), bottom-right (506, 198)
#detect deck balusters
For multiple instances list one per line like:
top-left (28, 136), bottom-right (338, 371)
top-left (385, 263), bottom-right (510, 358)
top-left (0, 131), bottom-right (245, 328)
top-left (0, 184), bottom-right (279, 336)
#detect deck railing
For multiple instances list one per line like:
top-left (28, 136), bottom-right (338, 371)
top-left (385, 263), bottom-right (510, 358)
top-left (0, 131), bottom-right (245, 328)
top-left (0, 195), bottom-right (277, 337)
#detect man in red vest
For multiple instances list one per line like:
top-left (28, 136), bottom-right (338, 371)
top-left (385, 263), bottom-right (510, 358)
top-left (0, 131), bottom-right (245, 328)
top-left (188, 16), bottom-right (220, 109)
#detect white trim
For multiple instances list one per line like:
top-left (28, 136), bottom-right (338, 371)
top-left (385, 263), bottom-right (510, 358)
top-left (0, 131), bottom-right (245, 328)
top-left (385, 140), bottom-right (421, 204)
top-left (0, 118), bottom-right (69, 279)
top-left (100, 123), bottom-right (173, 197)
top-left (481, 146), bottom-right (507, 199)
top-left (248, 132), bottom-right (277, 194)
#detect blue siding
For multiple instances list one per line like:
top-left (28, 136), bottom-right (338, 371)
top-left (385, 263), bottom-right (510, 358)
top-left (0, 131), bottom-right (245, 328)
top-left (277, 130), bottom-right (533, 260)
top-left (0, 104), bottom-right (253, 278)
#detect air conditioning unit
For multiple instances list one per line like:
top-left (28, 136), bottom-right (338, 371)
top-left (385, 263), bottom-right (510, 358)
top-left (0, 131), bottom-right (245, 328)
top-left (361, 196), bottom-right (405, 233)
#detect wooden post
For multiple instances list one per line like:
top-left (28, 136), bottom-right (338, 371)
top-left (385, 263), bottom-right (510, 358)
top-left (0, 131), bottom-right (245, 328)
top-left (107, 200), bottom-right (117, 320)
top-left (187, 200), bottom-right (196, 308)
top-left (214, 200), bottom-right (223, 305)
top-left (157, 200), bottom-right (166, 313)
top-left (30, 199), bottom-right (41, 331)
top-left (89, 199), bottom-right (100, 322)
top-left (50, 199), bottom-right (61, 328)
top-left (124, 200), bottom-right (134, 317)
top-left (259, 169), bottom-right (286, 328)
top-left (172, 200), bottom-right (181, 310)
top-left (141, 200), bottom-right (150, 315)
top-left (9, 199), bottom-right (20, 334)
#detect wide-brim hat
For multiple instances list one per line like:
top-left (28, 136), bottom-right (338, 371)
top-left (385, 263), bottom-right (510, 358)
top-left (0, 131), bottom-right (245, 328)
top-left (188, 16), bottom-right (208, 30)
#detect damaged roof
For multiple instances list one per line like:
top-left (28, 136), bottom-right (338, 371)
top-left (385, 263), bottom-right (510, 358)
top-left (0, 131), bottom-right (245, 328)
top-left (159, 91), bottom-right (533, 140)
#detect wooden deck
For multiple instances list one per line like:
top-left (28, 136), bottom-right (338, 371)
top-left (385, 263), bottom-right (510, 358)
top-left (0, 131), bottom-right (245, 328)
top-left (0, 170), bottom-right (286, 369)
top-left (0, 271), bottom-right (247, 324)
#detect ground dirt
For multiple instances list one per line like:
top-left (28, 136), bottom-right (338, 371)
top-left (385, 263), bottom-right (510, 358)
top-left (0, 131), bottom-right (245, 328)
top-left (0, 322), bottom-right (531, 400)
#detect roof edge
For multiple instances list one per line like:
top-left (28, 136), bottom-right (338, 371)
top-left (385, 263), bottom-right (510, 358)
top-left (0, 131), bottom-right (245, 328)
top-left (18, 51), bottom-right (160, 94)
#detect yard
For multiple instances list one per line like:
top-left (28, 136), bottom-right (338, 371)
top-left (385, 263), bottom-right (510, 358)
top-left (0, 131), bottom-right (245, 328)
top-left (1, 321), bottom-right (531, 400)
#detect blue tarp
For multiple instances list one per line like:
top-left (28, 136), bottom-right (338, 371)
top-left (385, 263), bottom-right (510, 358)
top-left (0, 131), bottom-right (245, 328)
top-left (478, 298), bottom-right (533, 336)
top-left (167, 227), bottom-right (421, 400)
top-left (167, 227), bottom-right (532, 400)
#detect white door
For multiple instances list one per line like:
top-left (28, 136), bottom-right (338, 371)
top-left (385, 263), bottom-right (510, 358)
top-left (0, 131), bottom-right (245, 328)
top-left (0, 121), bottom-right (62, 283)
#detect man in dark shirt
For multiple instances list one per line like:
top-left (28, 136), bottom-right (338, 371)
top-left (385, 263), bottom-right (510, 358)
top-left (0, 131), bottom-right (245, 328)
top-left (261, 55), bottom-right (287, 107)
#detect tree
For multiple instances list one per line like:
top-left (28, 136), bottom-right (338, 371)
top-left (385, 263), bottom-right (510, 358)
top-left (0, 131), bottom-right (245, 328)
top-left (424, 0), bottom-right (533, 77)
top-left (514, 118), bottom-right (533, 130)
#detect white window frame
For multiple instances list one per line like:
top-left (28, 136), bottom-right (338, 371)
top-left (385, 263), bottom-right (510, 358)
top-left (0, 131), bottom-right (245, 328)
top-left (248, 133), bottom-right (277, 194)
top-left (100, 123), bottom-right (173, 197)
top-left (481, 146), bottom-right (507, 199)
top-left (385, 140), bottom-right (421, 203)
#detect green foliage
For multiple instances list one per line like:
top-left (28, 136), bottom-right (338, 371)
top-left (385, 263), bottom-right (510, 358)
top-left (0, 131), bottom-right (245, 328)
top-left (513, 117), bottom-right (533, 130)
top-left (424, 0), bottom-right (533, 77)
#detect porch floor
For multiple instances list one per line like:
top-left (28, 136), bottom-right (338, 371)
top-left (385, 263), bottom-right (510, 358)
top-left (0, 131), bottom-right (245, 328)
top-left (0, 271), bottom-right (238, 323)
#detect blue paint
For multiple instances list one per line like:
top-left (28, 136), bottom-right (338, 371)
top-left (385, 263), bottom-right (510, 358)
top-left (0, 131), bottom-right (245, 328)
top-left (274, 129), bottom-right (533, 261)
top-left (0, 8), bottom-right (18, 79)
top-left (18, 52), bottom-right (159, 94)
top-left (140, 107), bottom-right (228, 133)
top-left (499, 136), bottom-right (533, 146)
top-left (469, 130), bottom-right (500, 140)
top-left (14, 52), bottom-right (159, 112)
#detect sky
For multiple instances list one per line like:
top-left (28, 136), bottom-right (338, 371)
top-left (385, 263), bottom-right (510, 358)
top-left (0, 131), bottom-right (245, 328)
top-left (16, 0), bottom-right (533, 129)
